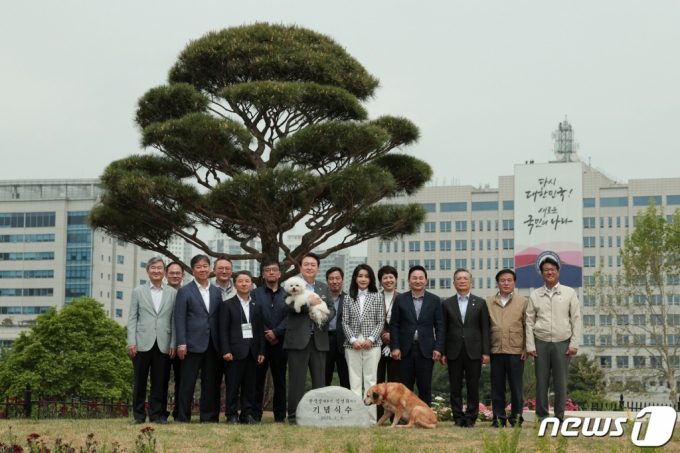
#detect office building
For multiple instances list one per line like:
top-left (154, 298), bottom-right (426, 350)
top-left (0, 179), bottom-right (156, 346)
top-left (367, 121), bottom-right (680, 391)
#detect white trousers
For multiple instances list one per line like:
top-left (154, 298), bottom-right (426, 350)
top-left (346, 345), bottom-right (381, 423)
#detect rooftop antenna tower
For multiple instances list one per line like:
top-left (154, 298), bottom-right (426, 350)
top-left (551, 116), bottom-right (580, 162)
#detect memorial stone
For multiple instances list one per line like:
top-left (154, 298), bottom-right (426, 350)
top-left (297, 386), bottom-right (372, 427)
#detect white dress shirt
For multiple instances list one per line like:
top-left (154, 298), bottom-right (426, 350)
top-left (149, 282), bottom-right (163, 313)
top-left (499, 292), bottom-right (513, 307)
top-left (358, 288), bottom-right (368, 316)
top-left (195, 280), bottom-right (211, 312)
top-left (237, 295), bottom-right (251, 323)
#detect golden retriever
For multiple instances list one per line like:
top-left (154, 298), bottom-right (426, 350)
top-left (363, 383), bottom-right (438, 429)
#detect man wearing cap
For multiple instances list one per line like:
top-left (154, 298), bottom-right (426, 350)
top-left (526, 257), bottom-right (581, 425)
top-left (486, 269), bottom-right (528, 427)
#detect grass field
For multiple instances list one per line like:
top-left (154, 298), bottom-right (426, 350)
top-left (1, 417), bottom-right (678, 452)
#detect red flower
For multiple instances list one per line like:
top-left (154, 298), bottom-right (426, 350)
top-left (87, 433), bottom-right (94, 438)
top-left (29, 433), bottom-right (41, 439)
top-left (140, 426), bottom-right (154, 433)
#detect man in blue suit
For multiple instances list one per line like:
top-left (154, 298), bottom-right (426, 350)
top-left (174, 254), bottom-right (223, 423)
top-left (390, 265), bottom-right (444, 407)
top-left (251, 259), bottom-right (288, 423)
top-left (219, 271), bottom-right (266, 425)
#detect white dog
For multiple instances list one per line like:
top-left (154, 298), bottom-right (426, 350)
top-left (283, 276), bottom-right (330, 328)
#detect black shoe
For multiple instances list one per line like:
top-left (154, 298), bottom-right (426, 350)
top-left (274, 418), bottom-right (286, 423)
top-left (491, 420), bottom-right (506, 428)
top-left (240, 415), bottom-right (261, 425)
top-left (227, 417), bottom-right (239, 425)
top-left (154, 419), bottom-right (169, 425)
top-left (288, 419), bottom-right (297, 425)
top-left (466, 423), bottom-right (476, 428)
top-left (252, 416), bottom-right (262, 423)
top-left (130, 419), bottom-right (144, 425)
top-left (454, 420), bottom-right (466, 428)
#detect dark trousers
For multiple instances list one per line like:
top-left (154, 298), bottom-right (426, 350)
top-left (132, 341), bottom-right (170, 421)
top-left (163, 355), bottom-right (181, 420)
top-left (176, 342), bottom-right (221, 422)
top-left (253, 340), bottom-right (288, 421)
top-left (399, 344), bottom-right (434, 407)
top-left (325, 332), bottom-right (350, 388)
top-left (535, 339), bottom-right (570, 422)
top-left (490, 354), bottom-right (524, 426)
top-left (287, 337), bottom-right (326, 422)
top-left (376, 353), bottom-right (400, 421)
top-left (448, 345), bottom-right (482, 426)
top-left (225, 356), bottom-right (257, 420)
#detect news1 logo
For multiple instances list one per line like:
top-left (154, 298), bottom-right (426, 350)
top-left (537, 406), bottom-right (676, 448)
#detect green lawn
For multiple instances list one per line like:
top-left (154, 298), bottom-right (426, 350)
top-left (1, 417), bottom-right (677, 452)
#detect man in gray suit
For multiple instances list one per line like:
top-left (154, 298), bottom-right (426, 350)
top-left (127, 256), bottom-right (177, 424)
top-left (283, 252), bottom-right (335, 425)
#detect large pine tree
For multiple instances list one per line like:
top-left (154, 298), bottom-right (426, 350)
top-left (89, 23), bottom-right (432, 277)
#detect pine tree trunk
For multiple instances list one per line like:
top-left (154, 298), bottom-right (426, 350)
top-left (263, 368), bottom-right (274, 411)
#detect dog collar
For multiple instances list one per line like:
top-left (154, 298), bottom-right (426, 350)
top-left (383, 383), bottom-right (388, 402)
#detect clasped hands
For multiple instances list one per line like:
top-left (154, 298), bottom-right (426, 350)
top-left (352, 339), bottom-right (373, 350)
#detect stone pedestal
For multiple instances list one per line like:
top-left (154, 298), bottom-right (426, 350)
top-left (297, 386), bottom-right (372, 427)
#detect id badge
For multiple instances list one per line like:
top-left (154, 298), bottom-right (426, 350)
top-left (241, 323), bottom-right (253, 339)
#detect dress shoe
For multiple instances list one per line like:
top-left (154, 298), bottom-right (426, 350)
top-left (130, 420), bottom-right (144, 425)
top-left (274, 418), bottom-right (286, 423)
top-left (227, 417), bottom-right (239, 425)
top-left (154, 419), bottom-right (169, 425)
top-left (454, 421), bottom-right (466, 428)
top-left (240, 415), bottom-right (261, 425)
top-left (288, 419), bottom-right (297, 425)
top-left (252, 416), bottom-right (262, 422)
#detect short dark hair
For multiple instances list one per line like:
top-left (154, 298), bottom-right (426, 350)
top-left (539, 257), bottom-right (560, 272)
top-left (495, 269), bottom-right (516, 282)
top-left (167, 261), bottom-right (184, 272)
top-left (326, 266), bottom-right (344, 280)
top-left (453, 268), bottom-right (472, 281)
top-left (349, 264), bottom-right (378, 300)
top-left (378, 265), bottom-right (398, 281)
top-left (190, 254), bottom-right (210, 268)
top-left (302, 252), bottom-right (320, 267)
top-left (214, 255), bottom-right (232, 268)
top-left (260, 258), bottom-right (280, 274)
top-left (233, 270), bottom-right (253, 281)
top-left (408, 265), bottom-right (427, 280)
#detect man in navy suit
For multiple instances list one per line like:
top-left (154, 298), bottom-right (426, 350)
top-left (251, 259), bottom-right (288, 423)
top-left (174, 254), bottom-right (223, 423)
top-left (441, 268), bottom-right (490, 428)
top-left (390, 265), bottom-right (444, 407)
top-left (219, 271), bottom-right (265, 425)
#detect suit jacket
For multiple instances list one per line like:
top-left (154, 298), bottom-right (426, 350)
top-left (218, 295), bottom-right (266, 361)
top-left (282, 279), bottom-right (336, 352)
top-left (333, 292), bottom-right (347, 353)
top-left (390, 290), bottom-right (444, 358)
top-left (342, 292), bottom-right (385, 348)
top-left (174, 281), bottom-right (222, 353)
top-left (127, 283), bottom-right (177, 354)
top-left (442, 293), bottom-right (490, 360)
top-left (251, 285), bottom-right (288, 340)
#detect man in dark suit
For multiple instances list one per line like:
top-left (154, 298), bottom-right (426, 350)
top-left (251, 259), bottom-right (288, 423)
top-left (390, 265), bottom-right (444, 407)
top-left (283, 252), bottom-right (336, 425)
top-left (127, 257), bottom-right (177, 425)
top-left (325, 266), bottom-right (350, 388)
top-left (441, 268), bottom-right (490, 428)
top-left (219, 271), bottom-right (265, 425)
top-left (174, 254), bottom-right (223, 423)
top-left (164, 261), bottom-right (185, 421)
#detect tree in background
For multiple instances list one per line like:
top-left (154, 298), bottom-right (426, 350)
top-left (586, 202), bottom-right (680, 405)
top-left (567, 355), bottom-right (608, 404)
top-left (88, 23), bottom-right (431, 277)
top-left (0, 298), bottom-right (132, 397)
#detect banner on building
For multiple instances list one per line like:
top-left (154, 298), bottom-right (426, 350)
top-left (514, 163), bottom-right (583, 288)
